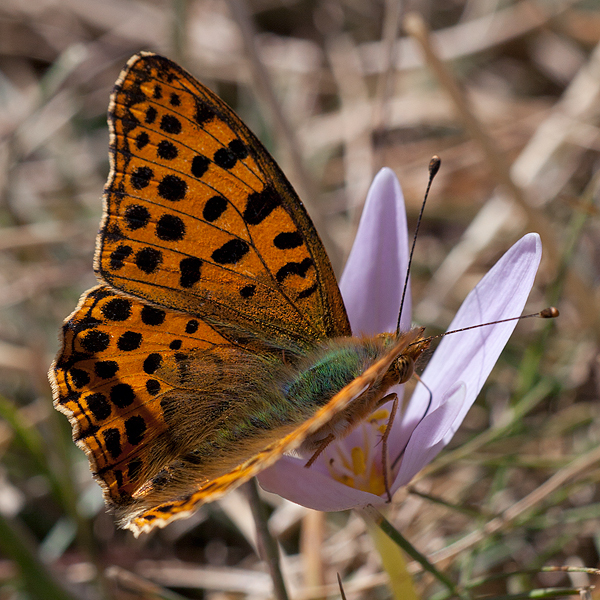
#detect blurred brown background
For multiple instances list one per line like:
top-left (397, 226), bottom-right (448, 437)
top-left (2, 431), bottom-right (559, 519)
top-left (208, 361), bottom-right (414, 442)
top-left (1, 1), bottom-right (600, 599)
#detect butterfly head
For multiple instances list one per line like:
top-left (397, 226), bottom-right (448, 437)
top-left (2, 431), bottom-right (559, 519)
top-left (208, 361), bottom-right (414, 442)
top-left (376, 327), bottom-right (430, 388)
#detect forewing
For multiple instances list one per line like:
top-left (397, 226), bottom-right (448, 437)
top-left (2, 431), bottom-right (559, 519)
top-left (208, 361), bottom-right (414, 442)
top-left (98, 53), bottom-right (350, 347)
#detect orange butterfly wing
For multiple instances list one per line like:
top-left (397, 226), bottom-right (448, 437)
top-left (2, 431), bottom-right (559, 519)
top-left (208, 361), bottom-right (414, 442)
top-left (51, 53), bottom-right (370, 535)
top-left (52, 286), bottom-right (237, 502)
top-left (127, 331), bottom-right (421, 536)
top-left (99, 53), bottom-right (349, 346)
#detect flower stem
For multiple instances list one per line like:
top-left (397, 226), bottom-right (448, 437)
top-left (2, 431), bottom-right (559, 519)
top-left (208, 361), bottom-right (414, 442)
top-left (245, 478), bottom-right (290, 600)
top-left (362, 505), bottom-right (470, 600)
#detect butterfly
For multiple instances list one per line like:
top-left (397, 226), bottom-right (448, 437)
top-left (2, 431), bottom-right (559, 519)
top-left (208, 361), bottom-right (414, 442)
top-left (49, 53), bottom-right (430, 536)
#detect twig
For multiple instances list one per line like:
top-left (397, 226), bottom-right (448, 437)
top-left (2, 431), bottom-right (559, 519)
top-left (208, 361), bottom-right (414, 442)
top-left (429, 443), bottom-right (600, 564)
top-left (302, 510), bottom-right (325, 600)
top-left (327, 34), bottom-right (374, 225)
top-left (225, 0), bottom-right (342, 271)
top-left (245, 478), bottom-right (290, 600)
top-left (359, 0), bottom-right (578, 74)
top-left (403, 12), bottom-right (558, 266)
top-left (406, 11), bottom-right (599, 334)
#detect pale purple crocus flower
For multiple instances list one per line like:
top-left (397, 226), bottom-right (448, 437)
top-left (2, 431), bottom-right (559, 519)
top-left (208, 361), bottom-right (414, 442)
top-left (258, 168), bottom-right (542, 511)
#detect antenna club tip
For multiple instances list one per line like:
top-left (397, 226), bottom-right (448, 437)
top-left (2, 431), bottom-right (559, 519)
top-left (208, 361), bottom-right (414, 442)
top-left (540, 307), bottom-right (559, 318)
top-left (429, 155), bottom-right (441, 177)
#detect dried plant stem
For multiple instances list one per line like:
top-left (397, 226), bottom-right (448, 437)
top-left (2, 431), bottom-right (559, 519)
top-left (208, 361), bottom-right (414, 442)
top-left (171, 0), bottom-right (189, 66)
top-left (361, 0), bottom-right (577, 74)
top-left (469, 588), bottom-right (588, 600)
top-left (429, 442), bottom-right (600, 564)
top-left (403, 12), bottom-right (558, 265)
top-left (405, 11), bottom-right (599, 336)
top-left (373, 0), bottom-right (403, 137)
top-left (105, 566), bottom-right (189, 600)
top-left (301, 510), bottom-right (325, 599)
top-left (327, 35), bottom-right (373, 225)
top-left (225, 0), bottom-right (341, 271)
top-left (420, 377), bottom-right (556, 477)
top-left (245, 478), bottom-right (290, 600)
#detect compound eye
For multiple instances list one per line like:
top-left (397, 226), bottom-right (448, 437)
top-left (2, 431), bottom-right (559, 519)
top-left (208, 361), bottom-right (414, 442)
top-left (395, 356), bottom-right (415, 384)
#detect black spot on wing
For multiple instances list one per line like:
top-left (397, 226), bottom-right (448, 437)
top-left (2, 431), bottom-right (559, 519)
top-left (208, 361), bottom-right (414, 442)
top-left (117, 331), bottom-right (142, 351)
top-left (179, 257), bottom-right (202, 288)
top-left (143, 353), bottom-right (162, 374)
top-left (70, 368), bottom-right (90, 388)
top-left (124, 205), bottom-right (150, 230)
top-left (125, 415), bottom-right (146, 445)
top-left (297, 282), bottom-right (318, 300)
top-left (156, 214), bottom-right (185, 241)
top-left (211, 239), bottom-right (249, 265)
top-left (243, 186), bottom-right (281, 225)
top-left (103, 428), bottom-right (122, 459)
top-left (141, 306), bottom-right (166, 326)
top-left (158, 175), bottom-right (187, 201)
top-left (160, 114), bottom-right (181, 134)
top-left (240, 285), bottom-right (256, 299)
top-left (157, 140), bottom-right (178, 160)
top-left (185, 320), bottom-right (199, 334)
top-left (87, 393), bottom-right (111, 421)
top-left (213, 148), bottom-right (236, 169)
top-left (276, 257), bottom-right (313, 282)
top-left (273, 231), bottom-right (303, 249)
top-left (95, 361), bottom-right (118, 379)
top-left (131, 167), bottom-right (153, 190)
top-left (191, 155), bottom-right (209, 178)
top-left (135, 132), bottom-right (149, 149)
top-left (194, 100), bottom-right (214, 125)
top-left (102, 298), bottom-right (132, 322)
top-left (146, 380), bottom-right (161, 395)
top-left (229, 139), bottom-right (248, 159)
top-left (110, 245), bottom-right (132, 270)
top-left (110, 383), bottom-right (135, 408)
top-left (203, 196), bottom-right (227, 222)
top-left (145, 106), bottom-right (157, 124)
top-left (135, 247), bottom-right (162, 274)
top-left (81, 330), bottom-right (110, 353)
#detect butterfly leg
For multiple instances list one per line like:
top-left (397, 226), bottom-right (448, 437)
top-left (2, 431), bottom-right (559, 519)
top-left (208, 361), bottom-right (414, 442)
top-left (380, 393), bottom-right (399, 503)
top-left (304, 433), bottom-right (335, 468)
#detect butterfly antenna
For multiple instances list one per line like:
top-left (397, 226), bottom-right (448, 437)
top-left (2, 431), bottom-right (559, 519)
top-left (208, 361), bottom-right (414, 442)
top-left (396, 155), bottom-right (441, 335)
top-left (407, 307), bottom-right (559, 349)
top-left (392, 308), bottom-right (558, 469)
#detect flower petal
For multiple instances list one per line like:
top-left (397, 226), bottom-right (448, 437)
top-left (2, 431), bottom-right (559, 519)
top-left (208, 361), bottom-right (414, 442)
top-left (340, 168), bottom-right (412, 335)
top-left (402, 233), bottom-right (542, 443)
top-left (393, 382), bottom-right (466, 490)
top-left (257, 456), bottom-right (385, 512)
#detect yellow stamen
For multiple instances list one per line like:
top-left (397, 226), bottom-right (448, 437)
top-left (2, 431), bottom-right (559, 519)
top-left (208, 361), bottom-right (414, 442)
top-left (369, 409), bottom-right (389, 422)
top-left (351, 447), bottom-right (366, 476)
top-left (325, 412), bottom-right (395, 497)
